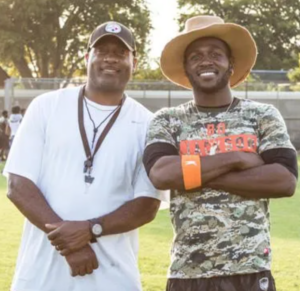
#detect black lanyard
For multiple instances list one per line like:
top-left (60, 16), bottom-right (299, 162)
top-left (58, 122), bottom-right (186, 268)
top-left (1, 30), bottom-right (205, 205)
top-left (78, 85), bottom-right (125, 184)
top-left (83, 96), bottom-right (120, 150)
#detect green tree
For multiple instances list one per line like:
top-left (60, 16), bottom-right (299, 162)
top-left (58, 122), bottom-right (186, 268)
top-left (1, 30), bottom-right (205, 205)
top-left (134, 58), bottom-right (165, 80)
top-left (0, 0), bottom-right (151, 78)
top-left (288, 54), bottom-right (300, 91)
top-left (288, 54), bottom-right (300, 82)
top-left (177, 0), bottom-right (300, 70)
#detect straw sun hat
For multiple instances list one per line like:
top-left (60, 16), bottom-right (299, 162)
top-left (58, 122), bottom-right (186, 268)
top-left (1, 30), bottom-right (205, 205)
top-left (160, 15), bottom-right (257, 89)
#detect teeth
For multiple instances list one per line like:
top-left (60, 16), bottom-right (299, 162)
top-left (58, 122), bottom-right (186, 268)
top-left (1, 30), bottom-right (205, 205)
top-left (104, 69), bottom-right (117, 73)
top-left (200, 72), bottom-right (215, 77)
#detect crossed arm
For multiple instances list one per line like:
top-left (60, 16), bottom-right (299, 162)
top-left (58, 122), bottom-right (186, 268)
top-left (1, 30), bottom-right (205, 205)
top-left (145, 144), bottom-right (297, 199)
top-left (7, 174), bottom-right (160, 276)
top-left (206, 163), bottom-right (296, 198)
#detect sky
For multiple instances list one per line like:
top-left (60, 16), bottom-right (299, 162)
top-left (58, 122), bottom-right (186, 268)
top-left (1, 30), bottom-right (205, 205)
top-left (146, 0), bottom-right (179, 61)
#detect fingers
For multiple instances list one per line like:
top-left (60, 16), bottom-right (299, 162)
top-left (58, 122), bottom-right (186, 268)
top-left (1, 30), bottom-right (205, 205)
top-left (46, 221), bottom-right (69, 240)
top-left (71, 267), bottom-right (80, 277)
top-left (79, 265), bottom-right (86, 276)
top-left (77, 261), bottom-right (97, 276)
top-left (92, 257), bottom-right (99, 269)
top-left (60, 248), bottom-right (71, 256)
top-left (55, 242), bottom-right (81, 256)
top-left (67, 245), bottom-right (98, 277)
top-left (45, 223), bottom-right (59, 230)
top-left (54, 245), bottom-right (73, 256)
top-left (47, 229), bottom-right (60, 241)
top-left (71, 265), bottom-right (93, 277)
top-left (50, 238), bottom-right (63, 246)
top-left (55, 244), bottom-right (64, 251)
top-left (86, 263), bottom-right (93, 275)
top-left (56, 239), bottom-right (91, 256)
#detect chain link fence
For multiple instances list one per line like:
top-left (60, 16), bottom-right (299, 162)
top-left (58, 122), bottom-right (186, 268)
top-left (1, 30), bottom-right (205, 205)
top-left (0, 75), bottom-right (299, 148)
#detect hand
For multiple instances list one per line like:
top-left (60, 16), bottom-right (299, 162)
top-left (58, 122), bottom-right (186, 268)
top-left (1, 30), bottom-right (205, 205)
top-left (236, 152), bottom-right (264, 171)
top-left (65, 244), bottom-right (99, 276)
top-left (46, 221), bottom-right (92, 256)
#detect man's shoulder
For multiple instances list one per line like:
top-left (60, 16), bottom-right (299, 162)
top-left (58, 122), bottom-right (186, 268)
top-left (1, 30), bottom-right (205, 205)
top-left (239, 98), bottom-right (275, 114)
top-left (25, 87), bottom-right (80, 119)
top-left (34, 87), bottom-right (80, 103)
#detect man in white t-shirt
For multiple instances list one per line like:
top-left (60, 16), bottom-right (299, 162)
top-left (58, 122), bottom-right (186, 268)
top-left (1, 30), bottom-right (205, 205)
top-left (5, 21), bottom-right (162, 291)
top-left (8, 105), bottom-right (23, 135)
top-left (7, 106), bottom-right (23, 147)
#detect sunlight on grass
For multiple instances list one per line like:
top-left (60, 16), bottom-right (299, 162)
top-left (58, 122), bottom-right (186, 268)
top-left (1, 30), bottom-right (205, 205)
top-left (0, 161), bottom-right (299, 291)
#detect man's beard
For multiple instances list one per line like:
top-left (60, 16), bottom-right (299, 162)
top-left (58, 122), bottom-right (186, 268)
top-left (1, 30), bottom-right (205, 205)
top-left (89, 73), bottom-right (125, 93)
top-left (186, 68), bottom-right (231, 93)
top-left (91, 80), bottom-right (119, 93)
top-left (87, 65), bottom-right (132, 94)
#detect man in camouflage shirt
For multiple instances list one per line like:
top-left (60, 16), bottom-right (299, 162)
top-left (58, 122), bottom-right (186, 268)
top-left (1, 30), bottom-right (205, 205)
top-left (143, 16), bottom-right (298, 291)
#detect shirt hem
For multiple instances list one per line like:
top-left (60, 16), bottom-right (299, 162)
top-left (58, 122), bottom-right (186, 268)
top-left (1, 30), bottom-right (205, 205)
top-left (167, 267), bottom-right (271, 279)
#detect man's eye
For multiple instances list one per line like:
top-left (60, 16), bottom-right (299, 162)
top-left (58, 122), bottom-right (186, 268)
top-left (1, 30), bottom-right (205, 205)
top-left (211, 52), bottom-right (221, 58)
top-left (95, 47), bottom-right (107, 54)
top-left (117, 49), bottom-right (127, 56)
top-left (190, 55), bottom-right (200, 61)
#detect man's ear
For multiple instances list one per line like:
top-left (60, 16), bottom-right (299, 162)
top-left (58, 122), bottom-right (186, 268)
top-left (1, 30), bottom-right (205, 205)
top-left (229, 57), bottom-right (235, 75)
top-left (133, 57), bottom-right (138, 72)
top-left (229, 64), bottom-right (234, 76)
top-left (85, 53), bottom-right (89, 67)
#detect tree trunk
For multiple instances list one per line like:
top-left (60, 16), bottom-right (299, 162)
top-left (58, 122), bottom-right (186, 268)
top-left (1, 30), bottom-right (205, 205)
top-left (12, 56), bottom-right (34, 89)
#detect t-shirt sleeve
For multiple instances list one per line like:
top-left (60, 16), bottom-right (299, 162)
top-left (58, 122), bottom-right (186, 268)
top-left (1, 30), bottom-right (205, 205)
top-left (261, 148), bottom-right (298, 178)
top-left (132, 113), bottom-right (168, 202)
top-left (146, 108), bottom-right (177, 148)
top-left (132, 155), bottom-right (167, 201)
top-left (258, 105), bottom-right (295, 154)
top-left (3, 97), bottom-right (46, 185)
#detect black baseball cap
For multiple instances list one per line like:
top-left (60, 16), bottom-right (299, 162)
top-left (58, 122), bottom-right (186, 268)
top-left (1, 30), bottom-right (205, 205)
top-left (87, 21), bottom-right (136, 53)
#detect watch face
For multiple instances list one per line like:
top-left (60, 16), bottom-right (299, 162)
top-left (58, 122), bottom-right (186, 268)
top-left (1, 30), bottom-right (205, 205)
top-left (92, 224), bottom-right (103, 236)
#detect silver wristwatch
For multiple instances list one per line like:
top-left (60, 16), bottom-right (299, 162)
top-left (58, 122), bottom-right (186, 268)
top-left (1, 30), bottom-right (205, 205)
top-left (92, 223), bottom-right (103, 237)
top-left (89, 219), bottom-right (103, 241)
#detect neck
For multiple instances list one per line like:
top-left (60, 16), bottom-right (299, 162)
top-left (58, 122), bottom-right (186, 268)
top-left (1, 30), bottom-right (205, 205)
top-left (193, 85), bottom-right (232, 107)
top-left (85, 83), bottom-right (124, 106)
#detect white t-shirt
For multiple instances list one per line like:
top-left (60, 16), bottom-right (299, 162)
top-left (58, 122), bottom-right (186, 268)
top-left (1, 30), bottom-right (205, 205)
top-left (4, 87), bottom-right (162, 291)
top-left (8, 113), bottom-right (22, 137)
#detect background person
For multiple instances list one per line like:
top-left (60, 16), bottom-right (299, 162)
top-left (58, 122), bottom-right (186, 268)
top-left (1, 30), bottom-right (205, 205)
top-left (0, 110), bottom-right (9, 161)
top-left (7, 105), bottom-right (22, 147)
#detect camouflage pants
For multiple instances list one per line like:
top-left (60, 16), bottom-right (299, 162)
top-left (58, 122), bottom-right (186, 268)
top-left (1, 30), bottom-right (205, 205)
top-left (166, 271), bottom-right (276, 291)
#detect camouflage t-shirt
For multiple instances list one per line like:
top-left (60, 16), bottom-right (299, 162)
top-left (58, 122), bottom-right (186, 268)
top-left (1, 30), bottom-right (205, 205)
top-left (146, 98), bottom-right (295, 279)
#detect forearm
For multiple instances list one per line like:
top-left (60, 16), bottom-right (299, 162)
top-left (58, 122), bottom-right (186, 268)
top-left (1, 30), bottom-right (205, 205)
top-left (207, 164), bottom-right (297, 199)
top-left (7, 174), bottom-right (62, 233)
top-left (94, 197), bottom-right (160, 236)
top-left (149, 152), bottom-right (240, 190)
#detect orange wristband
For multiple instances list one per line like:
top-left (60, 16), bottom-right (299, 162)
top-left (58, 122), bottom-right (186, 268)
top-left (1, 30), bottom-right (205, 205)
top-left (181, 155), bottom-right (202, 190)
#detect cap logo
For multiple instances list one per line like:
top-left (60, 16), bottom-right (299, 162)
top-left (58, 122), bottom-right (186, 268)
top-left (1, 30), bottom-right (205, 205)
top-left (105, 23), bottom-right (122, 34)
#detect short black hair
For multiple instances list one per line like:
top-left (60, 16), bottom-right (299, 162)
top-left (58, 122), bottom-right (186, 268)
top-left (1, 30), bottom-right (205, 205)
top-left (11, 106), bottom-right (21, 114)
top-left (2, 110), bottom-right (8, 117)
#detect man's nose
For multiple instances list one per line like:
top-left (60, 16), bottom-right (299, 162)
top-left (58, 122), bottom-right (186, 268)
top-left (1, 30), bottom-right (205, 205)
top-left (200, 55), bottom-right (213, 66)
top-left (104, 52), bottom-right (118, 63)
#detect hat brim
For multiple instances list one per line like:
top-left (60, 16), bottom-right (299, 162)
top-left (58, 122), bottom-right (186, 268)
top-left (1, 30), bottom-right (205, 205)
top-left (89, 33), bottom-right (135, 52)
top-left (160, 23), bottom-right (257, 89)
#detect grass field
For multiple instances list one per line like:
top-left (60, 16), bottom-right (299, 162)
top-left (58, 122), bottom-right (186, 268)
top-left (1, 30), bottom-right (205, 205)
top-left (0, 161), bottom-right (300, 291)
